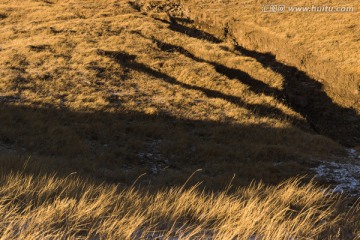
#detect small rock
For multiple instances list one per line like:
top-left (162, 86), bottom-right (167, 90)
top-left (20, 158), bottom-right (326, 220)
top-left (150, 164), bottom-right (158, 174)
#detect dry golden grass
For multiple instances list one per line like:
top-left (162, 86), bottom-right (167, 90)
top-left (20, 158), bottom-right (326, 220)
top-left (0, 0), bottom-right (346, 187)
top-left (177, 0), bottom-right (360, 108)
top-left (0, 172), bottom-right (358, 239)
top-left (0, 0), bottom-right (359, 238)
top-left (169, 0), bottom-right (360, 146)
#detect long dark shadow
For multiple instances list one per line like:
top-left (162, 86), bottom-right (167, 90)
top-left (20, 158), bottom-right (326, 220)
top-left (226, 44), bottom-right (360, 147)
top-left (97, 49), bottom-right (307, 128)
top-left (163, 18), bottom-right (222, 43)
top-left (0, 102), bottom-right (331, 190)
top-left (131, 31), bottom-right (285, 100)
top-left (148, 36), bottom-right (285, 100)
top-left (147, 16), bottom-right (360, 147)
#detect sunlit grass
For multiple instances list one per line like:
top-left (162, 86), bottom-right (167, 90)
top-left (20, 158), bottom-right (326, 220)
top-left (0, 1), bottom-right (359, 238)
top-left (0, 172), bottom-right (358, 239)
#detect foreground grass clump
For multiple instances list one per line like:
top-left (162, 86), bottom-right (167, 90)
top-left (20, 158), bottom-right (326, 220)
top-left (0, 173), bottom-right (358, 239)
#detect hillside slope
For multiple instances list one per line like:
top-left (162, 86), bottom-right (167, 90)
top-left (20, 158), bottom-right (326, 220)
top-left (0, 0), bottom-right (348, 187)
top-left (0, 0), bottom-right (359, 238)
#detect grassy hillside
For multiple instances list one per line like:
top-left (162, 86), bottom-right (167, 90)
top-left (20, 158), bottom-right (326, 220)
top-left (177, 0), bottom-right (360, 108)
top-left (0, 0), bottom-right (359, 238)
top-left (172, 0), bottom-right (360, 146)
top-left (0, 0), bottom-right (343, 185)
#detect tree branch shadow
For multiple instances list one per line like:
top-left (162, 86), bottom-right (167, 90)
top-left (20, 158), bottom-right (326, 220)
top-left (226, 44), bottom-right (360, 147)
top-left (146, 17), bottom-right (360, 147)
top-left (97, 49), bottom-right (307, 128)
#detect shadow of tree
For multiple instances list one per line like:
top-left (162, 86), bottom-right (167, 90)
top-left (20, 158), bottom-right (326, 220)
top-left (97, 49), bottom-right (308, 129)
top-left (0, 2), bottom-right (353, 192)
top-left (227, 44), bottom-right (360, 147)
top-left (146, 17), bottom-right (360, 147)
top-left (148, 36), bottom-right (284, 100)
top-left (0, 103), bottom-right (339, 190)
